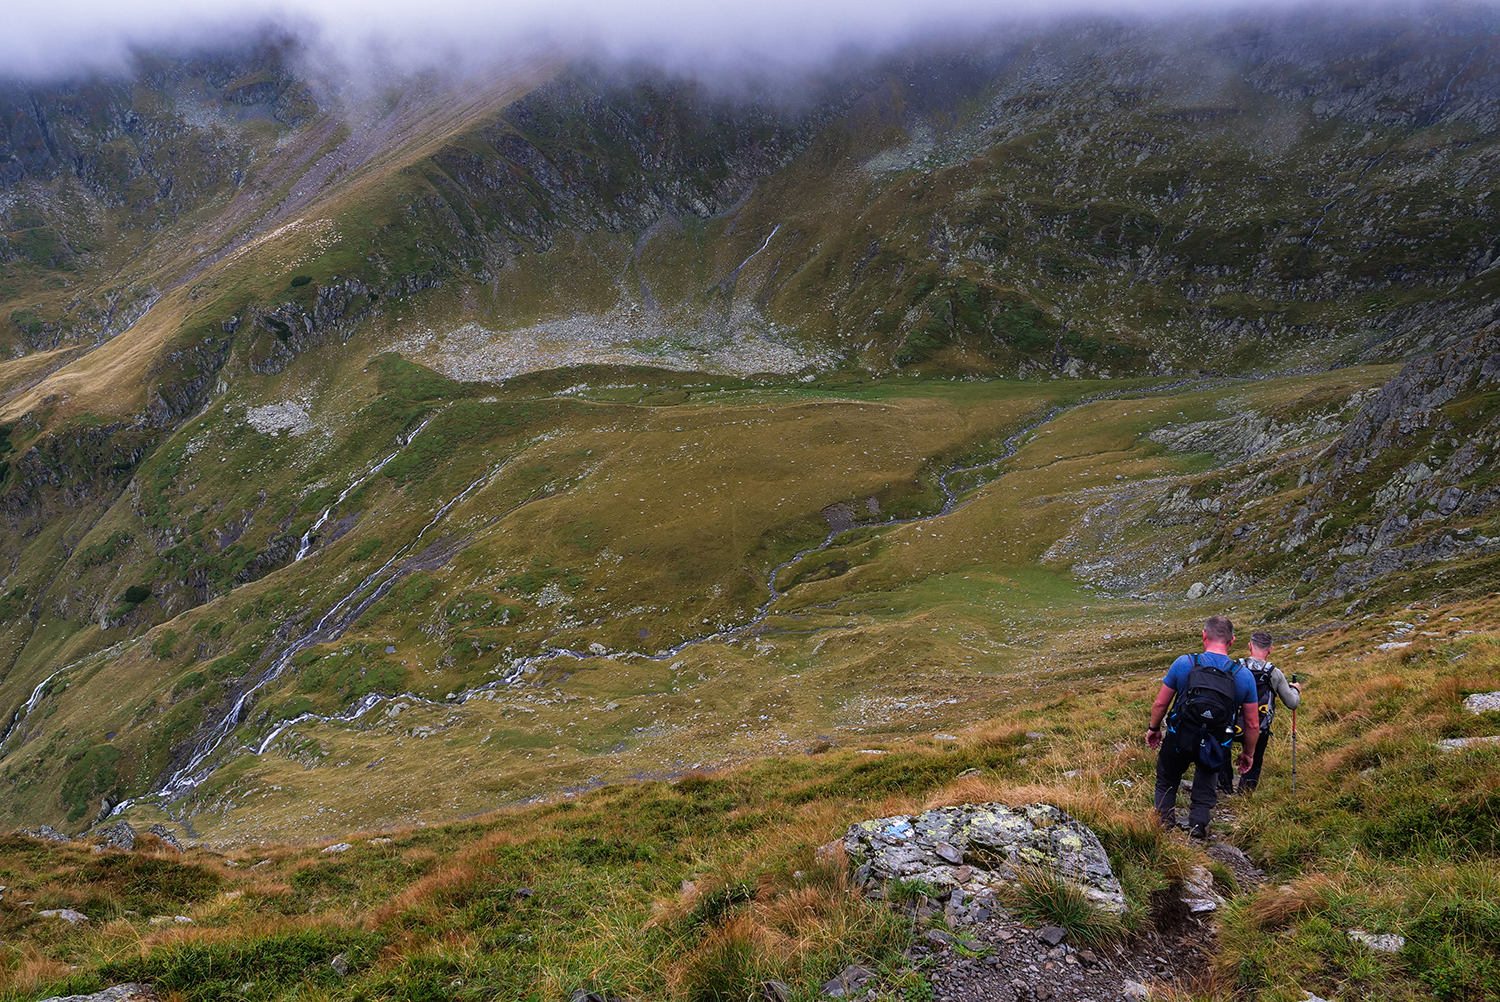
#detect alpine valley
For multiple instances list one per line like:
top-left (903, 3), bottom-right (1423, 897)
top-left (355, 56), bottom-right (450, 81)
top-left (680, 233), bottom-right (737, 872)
top-left (2, 5), bottom-right (1500, 1001)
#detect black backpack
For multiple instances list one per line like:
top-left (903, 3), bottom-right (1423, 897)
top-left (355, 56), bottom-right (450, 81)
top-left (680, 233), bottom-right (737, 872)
top-left (1166, 654), bottom-right (1241, 766)
top-left (1243, 658), bottom-right (1277, 731)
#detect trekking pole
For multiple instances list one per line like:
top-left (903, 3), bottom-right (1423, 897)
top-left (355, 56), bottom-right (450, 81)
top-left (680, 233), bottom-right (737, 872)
top-left (1289, 672), bottom-right (1302, 794)
top-left (1291, 706), bottom-right (1297, 793)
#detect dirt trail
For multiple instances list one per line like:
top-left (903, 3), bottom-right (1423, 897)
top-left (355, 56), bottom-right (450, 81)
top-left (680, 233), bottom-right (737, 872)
top-left (919, 826), bottom-right (1266, 1001)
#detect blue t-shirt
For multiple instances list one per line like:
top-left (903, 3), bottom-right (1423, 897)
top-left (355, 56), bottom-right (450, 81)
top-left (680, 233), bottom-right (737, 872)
top-left (1163, 652), bottom-right (1257, 706)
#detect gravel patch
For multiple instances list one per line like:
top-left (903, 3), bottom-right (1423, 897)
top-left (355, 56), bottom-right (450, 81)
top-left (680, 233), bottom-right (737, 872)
top-left (392, 311), bottom-right (840, 381)
top-left (246, 401), bottom-right (313, 436)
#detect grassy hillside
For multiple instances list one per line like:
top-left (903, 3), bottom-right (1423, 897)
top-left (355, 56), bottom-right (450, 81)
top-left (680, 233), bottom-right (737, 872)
top-left (0, 20), bottom-right (1496, 992)
top-left (1, 601), bottom-right (1495, 1002)
top-left (2, 333), bottom-right (1493, 844)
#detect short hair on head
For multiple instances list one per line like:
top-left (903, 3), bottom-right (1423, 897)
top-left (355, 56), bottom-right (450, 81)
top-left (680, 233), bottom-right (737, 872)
top-left (1204, 615), bottom-right (1234, 642)
top-left (1251, 631), bottom-right (1274, 650)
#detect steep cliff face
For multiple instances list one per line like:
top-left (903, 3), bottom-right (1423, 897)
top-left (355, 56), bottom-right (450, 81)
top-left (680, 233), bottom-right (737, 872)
top-left (1295, 328), bottom-right (1500, 606)
top-left (1109, 328), bottom-right (1500, 612)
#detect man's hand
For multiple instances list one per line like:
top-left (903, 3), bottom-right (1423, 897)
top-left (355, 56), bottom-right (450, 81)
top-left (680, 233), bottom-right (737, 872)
top-left (1237, 749), bottom-right (1253, 774)
top-left (1146, 728), bottom-right (1163, 750)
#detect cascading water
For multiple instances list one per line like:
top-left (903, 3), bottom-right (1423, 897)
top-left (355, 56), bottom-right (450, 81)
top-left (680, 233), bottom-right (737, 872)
top-left (154, 464), bottom-right (498, 800)
top-left (132, 379), bottom-right (1213, 806)
top-left (295, 417), bottom-right (435, 561)
top-left (0, 645), bottom-right (122, 755)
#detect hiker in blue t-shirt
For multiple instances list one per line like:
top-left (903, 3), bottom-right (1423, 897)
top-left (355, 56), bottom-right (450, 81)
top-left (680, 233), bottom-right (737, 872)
top-left (1144, 615), bottom-right (1259, 840)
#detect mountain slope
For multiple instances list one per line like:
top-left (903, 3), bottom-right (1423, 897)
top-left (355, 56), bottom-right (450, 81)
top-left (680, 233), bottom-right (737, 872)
top-left (0, 8), bottom-right (1499, 840)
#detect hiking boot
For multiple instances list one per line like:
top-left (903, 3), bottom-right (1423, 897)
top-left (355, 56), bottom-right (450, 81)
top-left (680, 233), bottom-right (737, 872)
top-left (1188, 823), bottom-right (1210, 841)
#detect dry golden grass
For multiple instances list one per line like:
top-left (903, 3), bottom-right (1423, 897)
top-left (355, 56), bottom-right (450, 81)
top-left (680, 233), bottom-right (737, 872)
top-left (1241, 874), bottom-right (1341, 930)
top-left (0, 286), bottom-right (197, 424)
top-left (6, 946), bottom-right (71, 996)
top-left (367, 830), bottom-right (519, 928)
top-left (1142, 974), bottom-right (1237, 1002)
top-left (659, 856), bottom-right (885, 1000)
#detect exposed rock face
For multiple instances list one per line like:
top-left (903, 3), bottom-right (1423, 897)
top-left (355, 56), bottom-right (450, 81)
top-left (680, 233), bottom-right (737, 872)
top-left (35, 985), bottom-right (160, 1002)
top-left (1324, 329), bottom-right (1500, 487)
top-left (1148, 406), bottom-right (1357, 465)
top-left (1088, 327), bottom-right (1500, 608)
top-left (148, 823), bottom-right (185, 851)
top-left (19, 825), bottom-right (71, 842)
top-left (844, 803), bottom-right (1126, 914)
top-left (93, 822), bottom-right (136, 851)
top-left (1298, 328), bottom-right (1500, 603)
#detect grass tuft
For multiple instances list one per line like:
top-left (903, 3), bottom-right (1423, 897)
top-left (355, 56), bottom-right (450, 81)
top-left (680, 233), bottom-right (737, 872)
top-left (1005, 865), bottom-right (1125, 948)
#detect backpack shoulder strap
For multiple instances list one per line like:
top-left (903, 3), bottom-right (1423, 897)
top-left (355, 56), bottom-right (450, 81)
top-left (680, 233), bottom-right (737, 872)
top-left (1191, 652), bottom-right (1231, 677)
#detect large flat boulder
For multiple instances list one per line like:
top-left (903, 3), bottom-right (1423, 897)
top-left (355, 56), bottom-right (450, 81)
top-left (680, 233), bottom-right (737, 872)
top-left (36, 985), bottom-right (160, 1002)
top-left (844, 803), bottom-right (1126, 914)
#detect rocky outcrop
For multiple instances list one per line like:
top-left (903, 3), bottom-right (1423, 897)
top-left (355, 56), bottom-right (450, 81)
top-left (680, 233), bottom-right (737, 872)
top-left (0, 422), bottom-right (156, 515)
top-left (147, 823), bottom-right (185, 851)
top-left (844, 803), bottom-right (1126, 915)
top-left (92, 822), bottom-right (136, 851)
top-left (35, 985), bottom-right (160, 1002)
top-left (1287, 329), bottom-right (1500, 605)
top-left (144, 335), bottom-right (234, 428)
top-left (1324, 329), bottom-right (1500, 485)
top-left (1148, 404), bottom-right (1357, 465)
top-left (246, 275), bottom-right (427, 375)
top-left (1132, 329), bottom-right (1500, 609)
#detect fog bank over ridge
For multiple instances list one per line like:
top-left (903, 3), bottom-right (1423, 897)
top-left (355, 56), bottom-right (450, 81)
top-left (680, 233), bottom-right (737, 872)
top-left (0, 0), bottom-right (1459, 81)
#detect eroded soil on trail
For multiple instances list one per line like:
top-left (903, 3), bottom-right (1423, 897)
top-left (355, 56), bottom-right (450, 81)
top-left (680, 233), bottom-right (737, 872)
top-left (913, 827), bottom-right (1268, 1001)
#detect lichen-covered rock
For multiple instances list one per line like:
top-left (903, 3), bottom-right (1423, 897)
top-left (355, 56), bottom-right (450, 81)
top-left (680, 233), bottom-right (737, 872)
top-left (18, 825), bottom-right (71, 842)
top-left (1464, 692), bottom-right (1500, 714)
top-left (148, 823), bottom-right (185, 851)
top-left (94, 822), bottom-right (136, 851)
top-left (36, 985), bottom-right (160, 1002)
top-left (844, 803), bottom-right (1126, 914)
top-left (39, 908), bottom-right (90, 924)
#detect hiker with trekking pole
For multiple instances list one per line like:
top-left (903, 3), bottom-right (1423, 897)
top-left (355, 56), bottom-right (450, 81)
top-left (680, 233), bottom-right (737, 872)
top-left (1217, 630), bottom-right (1302, 795)
top-left (1144, 615), bottom-right (1259, 840)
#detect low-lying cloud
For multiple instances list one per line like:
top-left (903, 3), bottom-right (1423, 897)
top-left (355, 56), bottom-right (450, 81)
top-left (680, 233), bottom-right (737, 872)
top-left (4, 0), bottom-right (1318, 81)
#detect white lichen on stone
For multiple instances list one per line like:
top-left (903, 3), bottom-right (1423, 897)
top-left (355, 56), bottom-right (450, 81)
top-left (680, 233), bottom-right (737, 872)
top-left (844, 802), bottom-right (1127, 914)
top-left (1463, 691), bottom-right (1500, 714)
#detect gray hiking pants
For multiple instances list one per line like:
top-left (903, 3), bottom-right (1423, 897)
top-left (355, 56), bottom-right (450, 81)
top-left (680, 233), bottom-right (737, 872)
top-left (1154, 741), bottom-right (1217, 829)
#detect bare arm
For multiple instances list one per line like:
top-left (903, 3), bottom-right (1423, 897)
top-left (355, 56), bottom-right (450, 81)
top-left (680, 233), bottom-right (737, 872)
top-left (1145, 684), bottom-right (1175, 749)
top-left (1240, 702), bottom-right (1259, 749)
top-left (1238, 701), bottom-right (1259, 773)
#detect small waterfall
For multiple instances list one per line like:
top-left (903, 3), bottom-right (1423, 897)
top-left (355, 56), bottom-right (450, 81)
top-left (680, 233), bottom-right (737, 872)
top-left (295, 417), bottom-right (435, 561)
top-left (133, 378), bottom-right (1212, 806)
top-left (0, 659), bottom-right (97, 755)
top-left (155, 464), bottom-right (497, 800)
top-left (724, 224), bottom-right (781, 285)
